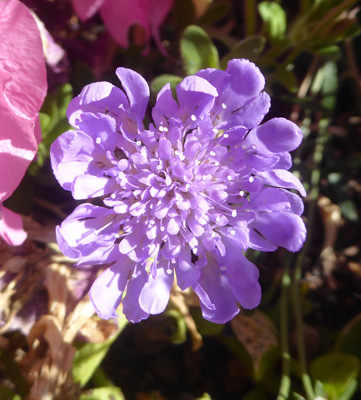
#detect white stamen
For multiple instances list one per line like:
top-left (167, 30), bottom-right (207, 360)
top-left (239, 190), bottom-right (245, 196)
top-left (174, 150), bottom-right (179, 155)
top-left (111, 193), bottom-right (116, 199)
top-left (223, 133), bottom-right (229, 138)
top-left (227, 175), bottom-right (232, 181)
top-left (216, 216), bottom-right (221, 222)
top-left (115, 233), bottom-right (120, 239)
top-left (191, 114), bottom-right (197, 121)
top-left (96, 137), bottom-right (102, 144)
top-left (210, 151), bottom-right (216, 157)
top-left (214, 161), bottom-right (220, 166)
top-left (136, 140), bottom-right (141, 146)
top-left (166, 268), bottom-right (173, 275)
top-left (249, 176), bottom-right (254, 183)
top-left (163, 127), bottom-right (168, 132)
top-left (220, 266), bottom-right (227, 271)
top-left (159, 126), bottom-right (164, 132)
top-left (230, 229), bottom-right (236, 236)
top-left (212, 128), bottom-right (219, 134)
top-left (231, 210), bottom-right (237, 218)
top-left (193, 247), bottom-right (198, 254)
top-left (211, 232), bottom-right (217, 238)
top-left (185, 184), bottom-right (190, 191)
top-left (179, 153), bottom-right (185, 161)
top-left (221, 103), bottom-right (227, 109)
top-left (160, 226), bottom-right (165, 232)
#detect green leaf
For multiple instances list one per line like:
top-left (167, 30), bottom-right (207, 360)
top-left (73, 314), bottom-right (128, 388)
top-left (163, 309), bottom-right (187, 344)
top-left (312, 44), bottom-right (342, 60)
top-left (258, 2), bottom-right (287, 41)
top-left (241, 387), bottom-right (268, 400)
top-left (180, 25), bottom-right (219, 75)
top-left (197, 394), bottom-right (212, 400)
top-left (150, 74), bottom-right (182, 96)
top-left (198, 1), bottom-right (230, 25)
top-left (310, 353), bottom-right (360, 400)
top-left (336, 313), bottom-right (361, 360)
top-left (220, 36), bottom-right (266, 68)
top-left (80, 387), bottom-right (125, 400)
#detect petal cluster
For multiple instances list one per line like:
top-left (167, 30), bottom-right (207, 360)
top-left (0, 0), bottom-right (47, 245)
top-left (51, 59), bottom-right (306, 323)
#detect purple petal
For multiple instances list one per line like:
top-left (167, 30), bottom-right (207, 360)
top-left (193, 260), bottom-right (239, 324)
top-left (122, 268), bottom-right (149, 323)
top-left (225, 253), bottom-right (261, 309)
top-left (67, 81), bottom-right (128, 127)
top-left (220, 59), bottom-right (265, 111)
top-left (246, 118), bottom-right (303, 154)
top-left (115, 67), bottom-right (150, 122)
top-left (251, 212), bottom-right (306, 252)
top-left (259, 169), bottom-right (307, 197)
top-left (139, 260), bottom-right (174, 314)
top-left (89, 258), bottom-right (133, 319)
top-left (173, 246), bottom-right (200, 289)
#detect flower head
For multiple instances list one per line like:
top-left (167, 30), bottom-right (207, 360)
top-left (51, 59), bottom-right (306, 323)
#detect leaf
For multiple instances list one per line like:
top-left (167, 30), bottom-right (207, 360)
top-left (220, 36), bottom-right (266, 68)
top-left (336, 313), bottom-right (361, 361)
top-left (80, 387), bottom-right (125, 400)
top-left (150, 74), bottom-right (182, 96)
top-left (163, 309), bottom-right (187, 344)
top-left (196, 394), bottom-right (212, 400)
top-left (72, 314), bottom-right (128, 388)
top-left (310, 353), bottom-right (360, 400)
top-left (180, 25), bottom-right (219, 75)
top-left (198, 1), bottom-right (230, 25)
top-left (231, 310), bottom-right (278, 379)
top-left (258, 2), bottom-right (287, 41)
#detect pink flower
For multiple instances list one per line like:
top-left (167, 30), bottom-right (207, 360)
top-left (0, 0), bottom-right (47, 245)
top-left (71, 0), bottom-right (173, 52)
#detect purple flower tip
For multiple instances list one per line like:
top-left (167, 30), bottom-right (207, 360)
top-left (50, 59), bottom-right (306, 324)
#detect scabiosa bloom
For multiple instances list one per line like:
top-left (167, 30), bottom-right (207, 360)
top-left (51, 59), bottom-right (306, 323)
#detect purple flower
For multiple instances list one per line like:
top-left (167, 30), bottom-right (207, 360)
top-left (50, 59), bottom-right (306, 324)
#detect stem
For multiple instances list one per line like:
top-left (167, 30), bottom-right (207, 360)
top-left (291, 118), bottom-right (329, 400)
top-left (245, 0), bottom-right (256, 37)
top-left (277, 258), bottom-right (292, 400)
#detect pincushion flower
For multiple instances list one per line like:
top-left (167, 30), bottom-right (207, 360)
top-left (51, 59), bottom-right (306, 323)
top-left (0, 0), bottom-right (47, 245)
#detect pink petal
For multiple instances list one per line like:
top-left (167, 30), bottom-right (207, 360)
top-left (100, 0), bottom-right (173, 49)
top-left (0, 206), bottom-right (27, 246)
top-left (0, 0), bottom-right (47, 119)
top-left (0, 71), bottom-right (37, 201)
top-left (71, 0), bottom-right (105, 20)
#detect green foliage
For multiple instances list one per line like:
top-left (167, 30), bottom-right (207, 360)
top-left (258, 2), bottom-right (287, 41)
top-left (220, 36), bottom-right (266, 68)
top-left (80, 387), bottom-right (125, 400)
top-left (180, 25), bottom-right (219, 75)
top-left (310, 353), bottom-right (360, 400)
top-left (336, 314), bottom-right (361, 361)
top-left (30, 83), bottom-right (73, 174)
top-left (73, 315), bottom-right (128, 388)
top-left (150, 74), bottom-right (182, 96)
